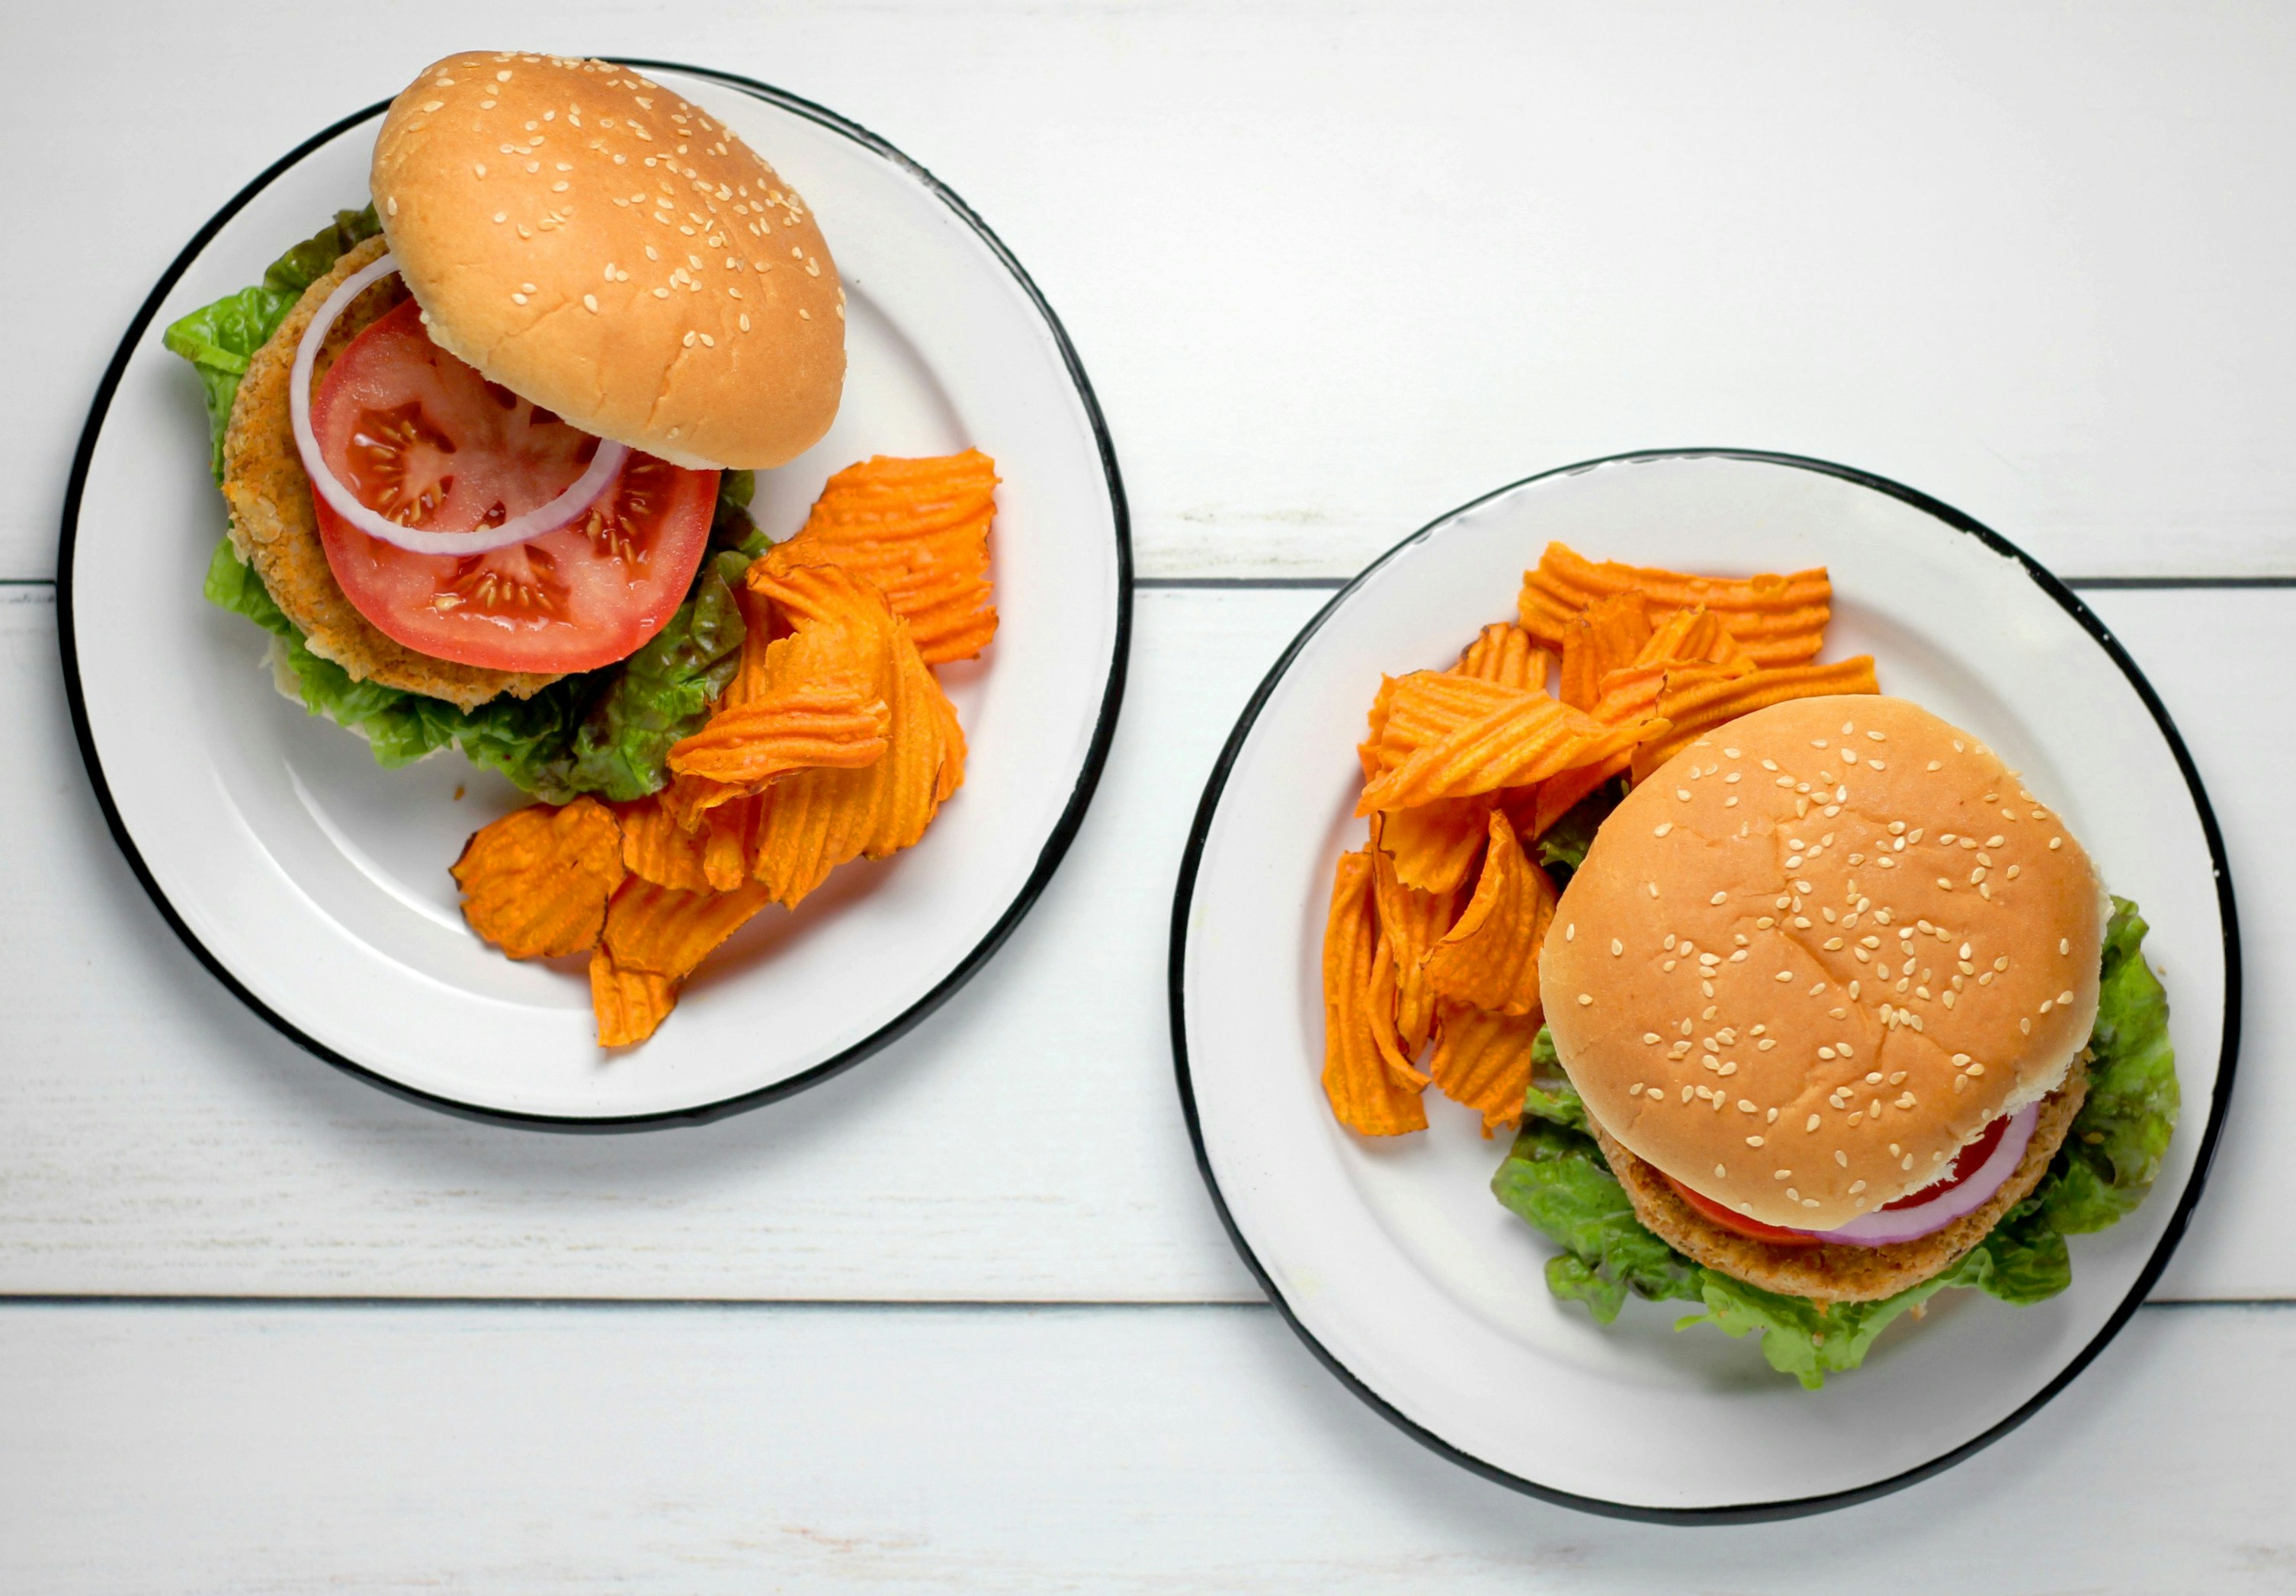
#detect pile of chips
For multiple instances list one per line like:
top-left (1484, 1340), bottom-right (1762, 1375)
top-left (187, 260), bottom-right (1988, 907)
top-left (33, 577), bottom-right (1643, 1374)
top-left (1322, 541), bottom-right (1878, 1136)
top-left (453, 450), bottom-right (998, 1046)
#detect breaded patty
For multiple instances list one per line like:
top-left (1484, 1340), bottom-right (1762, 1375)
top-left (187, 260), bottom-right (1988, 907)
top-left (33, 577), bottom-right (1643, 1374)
top-left (1587, 1056), bottom-right (2089, 1304)
top-left (220, 235), bottom-right (563, 713)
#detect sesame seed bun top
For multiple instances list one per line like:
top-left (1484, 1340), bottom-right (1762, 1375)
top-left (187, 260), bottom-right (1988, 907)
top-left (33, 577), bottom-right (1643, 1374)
top-left (1538, 694), bottom-right (2103, 1232)
top-left (370, 52), bottom-right (845, 470)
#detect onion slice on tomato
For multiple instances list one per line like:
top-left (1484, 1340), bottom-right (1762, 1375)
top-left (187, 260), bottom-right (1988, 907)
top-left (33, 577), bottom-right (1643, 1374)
top-left (287, 250), bottom-right (629, 556)
top-left (1813, 1102), bottom-right (2041, 1248)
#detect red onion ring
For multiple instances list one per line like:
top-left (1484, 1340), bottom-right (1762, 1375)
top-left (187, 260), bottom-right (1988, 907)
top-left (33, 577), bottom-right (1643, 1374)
top-left (1812, 1102), bottom-right (2041, 1248)
top-left (287, 251), bottom-right (630, 556)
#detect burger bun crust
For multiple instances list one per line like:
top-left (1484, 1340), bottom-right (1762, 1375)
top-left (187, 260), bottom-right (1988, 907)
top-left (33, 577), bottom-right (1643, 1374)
top-left (1540, 694), bottom-right (2102, 1232)
top-left (372, 52), bottom-right (845, 470)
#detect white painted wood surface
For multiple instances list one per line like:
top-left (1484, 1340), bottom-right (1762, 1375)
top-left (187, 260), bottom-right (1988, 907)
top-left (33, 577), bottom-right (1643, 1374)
top-left (5, 1), bottom-right (2292, 1578)
top-left (10, 2), bottom-right (2296, 582)
top-left (2, 583), bottom-right (2284, 1300)
top-left (5, 1300), bottom-right (2293, 1592)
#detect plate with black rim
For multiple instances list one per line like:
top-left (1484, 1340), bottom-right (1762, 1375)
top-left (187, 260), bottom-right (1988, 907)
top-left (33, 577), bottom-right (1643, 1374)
top-left (1170, 450), bottom-right (2235, 1521)
top-left (61, 61), bottom-right (1129, 1126)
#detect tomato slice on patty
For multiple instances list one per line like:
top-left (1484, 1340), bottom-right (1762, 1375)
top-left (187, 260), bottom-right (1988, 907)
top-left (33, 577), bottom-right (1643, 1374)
top-left (1660, 1174), bottom-right (1826, 1247)
top-left (1659, 1108), bottom-right (2016, 1245)
top-left (309, 297), bottom-right (717, 675)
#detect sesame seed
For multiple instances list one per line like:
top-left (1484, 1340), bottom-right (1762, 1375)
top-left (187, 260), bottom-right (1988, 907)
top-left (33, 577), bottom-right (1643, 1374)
top-left (386, 197), bottom-right (399, 216)
top-left (1610, 939), bottom-right (1624, 957)
top-left (2049, 837), bottom-right (2063, 849)
top-left (582, 293), bottom-right (598, 312)
top-left (1566, 924), bottom-right (1576, 941)
top-left (653, 287), bottom-right (670, 298)
top-left (1775, 971), bottom-right (1793, 983)
top-left (492, 211), bottom-right (508, 223)
top-left (1746, 1136), bottom-right (1764, 1147)
top-left (1576, 993), bottom-right (1592, 1006)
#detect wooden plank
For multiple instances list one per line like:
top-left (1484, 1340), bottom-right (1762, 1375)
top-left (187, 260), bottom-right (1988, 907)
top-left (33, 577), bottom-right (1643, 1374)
top-left (4, 1300), bottom-right (2292, 1591)
top-left (4, 584), bottom-right (2288, 1301)
top-left (12, 3), bottom-right (2296, 582)
top-left (0, 584), bottom-right (1287, 1302)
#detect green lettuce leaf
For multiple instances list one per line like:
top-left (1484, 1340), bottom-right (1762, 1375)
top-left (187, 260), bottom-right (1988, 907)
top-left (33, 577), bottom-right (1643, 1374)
top-left (1679, 1249), bottom-right (1990, 1389)
top-left (204, 532), bottom-right (753, 800)
top-left (1493, 1120), bottom-right (1704, 1323)
top-left (1520, 1025), bottom-right (1588, 1132)
top-left (1533, 778), bottom-right (1623, 882)
top-left (2038, 898), bottom-right (2179, 1235)
top-left (1493, 896), bottom-right (2177, 1385)
top-left (164, 207), bottom-right (380, 479)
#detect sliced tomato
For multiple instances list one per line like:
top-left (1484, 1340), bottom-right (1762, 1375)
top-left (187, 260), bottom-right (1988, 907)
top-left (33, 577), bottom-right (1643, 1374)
top-left (1660, 1172), bottom-right (1826, 1248)
top-left (1881, 1111), bottom-right (2012, 1210)
top-left (309, 297), bottom-right (717, 674)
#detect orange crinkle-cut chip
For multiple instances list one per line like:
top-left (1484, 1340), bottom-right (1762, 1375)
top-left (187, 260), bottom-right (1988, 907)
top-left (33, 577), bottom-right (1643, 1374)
top-left (1356, 674), bottom-right (1664, 813)
top-left (1320, 850), bottom-right (1429, 1135)
top-left (1371, 848), bottom-right (1459, 1055)
top-left (1557, 592), bottom-right (1653, 710)
top-left (779, 450), bottom-right (1000, 665)
top-left (1371, 796), bottom-right (1491, 896)
top-left (666, 652), bottom-right (891, 787)
top-left (602, 877), bottom-right (778, 983)
top-left (617, 796), bottom-right (713, 893)
top-left (1420, 809), bottom-right (1557, 1016)
top-left (1518, 542), bottom-right (1831, 667)
top-left (1426, 999), bottom-right (1543, 1135)
top-left (1455, 623), bottom-right (1550, 691)
top-left (452, 796), bottom-right (627, 960)
top-left (1631, 657), bottom-right (1880, 779)
top-left (741, 551), bottom-right (967, 906)
top-left (589, 944), bottom-right (678, 1048)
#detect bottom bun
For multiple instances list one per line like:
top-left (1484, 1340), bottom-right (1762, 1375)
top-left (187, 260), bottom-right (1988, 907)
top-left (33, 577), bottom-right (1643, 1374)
top-left (1589, 1056), bottom-right (2088, 1304)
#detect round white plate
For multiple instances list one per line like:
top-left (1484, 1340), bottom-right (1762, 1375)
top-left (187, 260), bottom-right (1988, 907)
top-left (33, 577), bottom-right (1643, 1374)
top-left (62, 64), bottom-right (1130, 1125)
top-left (1172, 451), bottom-right (2237, 1520)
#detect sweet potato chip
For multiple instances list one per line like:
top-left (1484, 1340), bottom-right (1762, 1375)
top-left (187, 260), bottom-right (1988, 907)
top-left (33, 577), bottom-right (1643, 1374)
top-left (602, 877), bottom-right (776, 982)
top-left (1358, 684), bottom-right (1664, 813)
top-left (1631, 655), bottom-right (1881, 779)
top-left (1518, 541), bottom-right (1832, 667)
top-left (452, 797), bottom-right (626, 960)
top-left (1321, 850), bottom-right (1429, 1135)
top-left (1364, 933), bottom-right (1429, 1088)
top-left (1558, 593), bottom-right (1652, 710)
top-left (1456, 623), bottom-right (1549, 692)
top-left (701, 795), bottom-right (767, 893)
top-left (1371, 797), bottom-right (1491, 896)
top-left (1371, 849), bottom-right (1459, 1054)
top-left (1426, 999), bottom-right (1542, 1134)
top-left (1359, 671), bottom-right (1524, 777)
top-left (617, 796), bottom-right (711, 893)
top-left (667, 668), bottom-right (890, 787)
top-left (1633, 603), bottom-right (1746, 670)
top-left (1421, 810), bottom-right (1556, 1014)
top-left (741, 556), bottom-right (965, 906)
top-left (589, 944), bottom-right (678, 1048)
top-left (778, 450), bottom-right (999, 665)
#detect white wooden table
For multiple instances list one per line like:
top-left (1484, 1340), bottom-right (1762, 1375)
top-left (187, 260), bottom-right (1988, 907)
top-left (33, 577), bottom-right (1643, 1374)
top-left (5, 3), bottom-right (2291, 1587)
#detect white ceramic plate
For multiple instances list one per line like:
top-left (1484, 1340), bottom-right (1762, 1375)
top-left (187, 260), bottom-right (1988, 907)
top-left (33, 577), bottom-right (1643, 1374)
top-left (63, 64), bottom-right (1129, 1125)
top-left (1172, 451), bottom-right (2237, 1520)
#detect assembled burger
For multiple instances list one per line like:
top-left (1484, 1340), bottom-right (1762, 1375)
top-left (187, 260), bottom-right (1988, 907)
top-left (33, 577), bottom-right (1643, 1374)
top-left (169, 51), bottom-right (846, 798)
top-left (1541, 694), bottom-right (2100, 1293)
top-left (1494, 691), bottom-right (2176, 1385)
